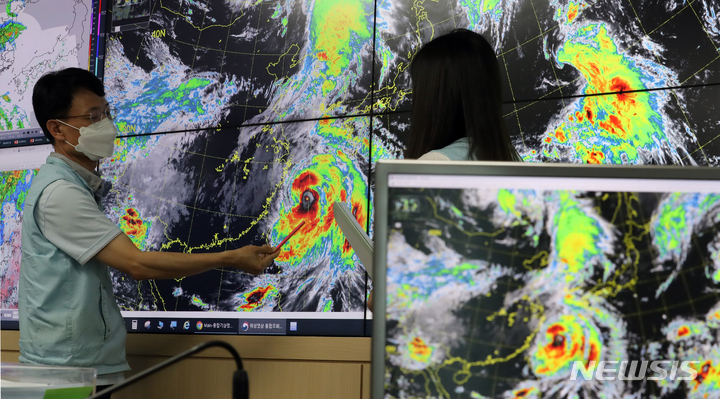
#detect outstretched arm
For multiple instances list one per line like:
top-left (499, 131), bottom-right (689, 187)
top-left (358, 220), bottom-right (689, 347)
top-left (95, 233), bottom-right (278, 280)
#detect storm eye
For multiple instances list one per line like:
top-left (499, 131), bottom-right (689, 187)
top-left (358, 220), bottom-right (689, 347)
top-left (552, 334), bottom-right (564, 347)
top-left (301, 190), bottom-right (315, 211)
top-left (247, 292), bottom-right (262, 304)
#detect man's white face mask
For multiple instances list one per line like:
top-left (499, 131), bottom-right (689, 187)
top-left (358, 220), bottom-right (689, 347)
top-left (55, 117), bottom-right (118, 161)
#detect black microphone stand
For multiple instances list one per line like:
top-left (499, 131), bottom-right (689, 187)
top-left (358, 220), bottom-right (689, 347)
top-left (86, 340), bottom-right (248, 399)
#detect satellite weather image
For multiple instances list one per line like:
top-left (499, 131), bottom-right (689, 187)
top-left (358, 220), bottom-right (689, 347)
top-left (384, 186), bottom-right (720, 398)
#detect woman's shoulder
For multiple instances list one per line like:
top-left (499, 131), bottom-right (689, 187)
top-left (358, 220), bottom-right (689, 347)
top-left (434, 137), bottom-right (471, 161)
top-left (417, 151), bottom-right (452, 161)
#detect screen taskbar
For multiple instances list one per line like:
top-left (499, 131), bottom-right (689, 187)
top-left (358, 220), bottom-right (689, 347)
top-left (0, 310), bottom-right (372, 336)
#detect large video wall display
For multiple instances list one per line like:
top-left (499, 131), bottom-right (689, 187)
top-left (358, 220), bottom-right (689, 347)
top-left (371, 0), bottom-right (720, 165)
top-left (3, 0), bottom-right (720, 332)
top-left (100, 0), bottom-right (719, 321)
top-left (102, 121), bottom-right (371, 313)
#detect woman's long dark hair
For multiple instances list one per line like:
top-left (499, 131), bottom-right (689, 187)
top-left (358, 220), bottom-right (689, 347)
top-left (405, 29), bottom-right (521, 161)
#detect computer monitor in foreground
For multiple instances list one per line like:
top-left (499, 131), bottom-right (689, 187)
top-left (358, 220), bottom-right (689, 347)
top-left (371, 160), bottom-right (720, 398)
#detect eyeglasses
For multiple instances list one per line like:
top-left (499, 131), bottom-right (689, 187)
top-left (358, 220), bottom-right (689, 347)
top-left (58, 107), bottom-right (117, 124)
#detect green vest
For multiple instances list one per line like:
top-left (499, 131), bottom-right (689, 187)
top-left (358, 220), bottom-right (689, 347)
top-left (18, 157), bottom-right (129, 374)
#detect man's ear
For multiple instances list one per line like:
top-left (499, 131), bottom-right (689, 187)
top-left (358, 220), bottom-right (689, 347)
top-left (46, 120), bottom-right (66, 142)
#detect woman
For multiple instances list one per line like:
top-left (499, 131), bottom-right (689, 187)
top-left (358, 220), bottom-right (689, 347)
top-left (406, 29), bottom-right (522, 162)
top-left (366, 30), bottom-right (521, 311)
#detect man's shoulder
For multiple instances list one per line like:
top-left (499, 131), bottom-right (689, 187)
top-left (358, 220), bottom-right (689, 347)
top-left (42, 179), bottom-right (88, 196)
top-left (29, 159), bottom-right (83, 193)
top-left (39, 179), bottom-right (91, 204)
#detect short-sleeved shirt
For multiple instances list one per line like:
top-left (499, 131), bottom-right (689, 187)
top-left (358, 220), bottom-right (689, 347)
top-left (36, 179), bottom-right (121, 264)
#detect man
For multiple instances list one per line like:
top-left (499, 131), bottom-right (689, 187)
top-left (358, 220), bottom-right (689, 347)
top-left (18, 68), bottom-right (278, 391)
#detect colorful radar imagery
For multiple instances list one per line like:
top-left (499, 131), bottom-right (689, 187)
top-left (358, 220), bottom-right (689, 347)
top-left (384, 187), bottom-right (720, 398)
top-left (101, 120), bottom-right (371, 312)
top-left (100, 0), bottom-right (385, 313)
top-left (0, 170), bottom-right (35, 309)
top-left (0, 0), bottom-right (92, 133)
top-left (372, 0), bottom-right (720, 165)
top-left (104, 0), bottom-right (376, 133)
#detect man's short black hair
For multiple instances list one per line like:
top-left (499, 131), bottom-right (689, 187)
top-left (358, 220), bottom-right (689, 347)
top-left (32, 68), bottom-right (105, 145)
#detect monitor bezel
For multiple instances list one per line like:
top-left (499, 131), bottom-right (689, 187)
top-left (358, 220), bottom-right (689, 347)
top-left (370, 159), bottom-right (720, 398)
